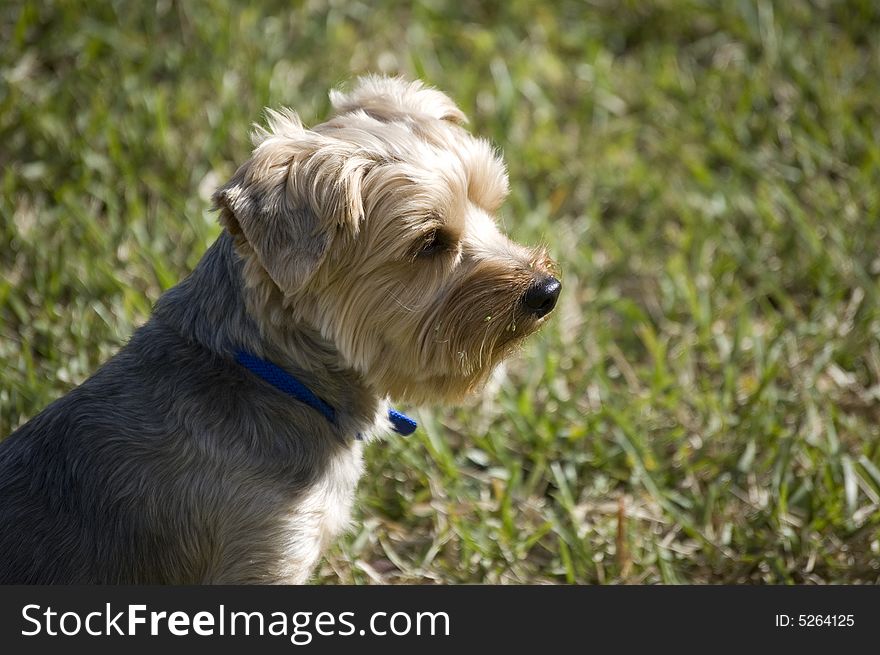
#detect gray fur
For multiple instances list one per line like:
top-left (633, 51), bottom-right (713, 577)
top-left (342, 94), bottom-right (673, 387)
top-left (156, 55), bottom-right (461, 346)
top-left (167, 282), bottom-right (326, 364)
top-left (0, 233), bottom-right (377, 583)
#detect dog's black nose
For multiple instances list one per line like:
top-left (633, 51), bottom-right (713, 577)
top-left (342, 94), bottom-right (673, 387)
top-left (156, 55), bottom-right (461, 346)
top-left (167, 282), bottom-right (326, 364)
top-left (522, 275), bottom-right (561, 318)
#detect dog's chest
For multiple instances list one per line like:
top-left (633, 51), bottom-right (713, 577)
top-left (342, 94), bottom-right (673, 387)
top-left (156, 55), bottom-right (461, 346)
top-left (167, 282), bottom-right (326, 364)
top-left (278, 441), bottom-right (364, 583)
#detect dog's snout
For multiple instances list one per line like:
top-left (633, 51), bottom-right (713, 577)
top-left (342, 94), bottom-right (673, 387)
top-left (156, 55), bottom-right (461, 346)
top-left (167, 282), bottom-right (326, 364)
top-left (522, 275), bottom-right (561, 318)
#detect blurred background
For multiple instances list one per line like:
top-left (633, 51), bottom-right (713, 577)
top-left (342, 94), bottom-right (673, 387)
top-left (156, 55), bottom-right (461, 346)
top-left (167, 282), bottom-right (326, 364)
top-left (2, 0), bottom-right (879, 583)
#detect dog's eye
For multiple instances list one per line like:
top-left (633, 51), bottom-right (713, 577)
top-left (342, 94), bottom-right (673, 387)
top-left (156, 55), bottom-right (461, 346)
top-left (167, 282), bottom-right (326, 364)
top-left (417, 230), bottom-right (444, 257)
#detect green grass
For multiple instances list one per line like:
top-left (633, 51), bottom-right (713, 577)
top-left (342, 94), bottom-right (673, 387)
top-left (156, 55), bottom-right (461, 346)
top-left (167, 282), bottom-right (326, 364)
top-left (2, 0), bottom-right (880, 584)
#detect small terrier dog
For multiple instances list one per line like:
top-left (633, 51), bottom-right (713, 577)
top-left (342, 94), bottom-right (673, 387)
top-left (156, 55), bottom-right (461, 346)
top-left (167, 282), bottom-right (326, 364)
top-left (0, 76), bottom-right (560, 583)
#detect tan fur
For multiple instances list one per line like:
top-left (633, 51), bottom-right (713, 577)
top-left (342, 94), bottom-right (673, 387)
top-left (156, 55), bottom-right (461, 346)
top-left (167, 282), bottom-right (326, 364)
top-left (216, 75), bottom-right (559, 406)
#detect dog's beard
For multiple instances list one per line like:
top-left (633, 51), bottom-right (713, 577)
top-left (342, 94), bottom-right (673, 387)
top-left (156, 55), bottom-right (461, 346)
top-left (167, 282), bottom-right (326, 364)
top-left (378, 296), bottom-right (542, 404)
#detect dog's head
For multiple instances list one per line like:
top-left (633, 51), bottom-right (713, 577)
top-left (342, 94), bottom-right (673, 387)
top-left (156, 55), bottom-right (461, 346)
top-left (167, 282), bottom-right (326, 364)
top-left (215, 76), bottom-right (560, 404)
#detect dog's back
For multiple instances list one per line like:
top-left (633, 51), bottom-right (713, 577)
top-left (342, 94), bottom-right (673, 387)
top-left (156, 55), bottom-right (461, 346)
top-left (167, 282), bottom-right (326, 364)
top-left (0, 315), bottom-right (344, 584)
top-left (0, 234), bottom-right (370, 584)
top-left (0, 389), bottom-right (105, 583)
top-left (0, 339), bottom-right (173, 583)
top-left (0, 326), bottom-right (229, 583)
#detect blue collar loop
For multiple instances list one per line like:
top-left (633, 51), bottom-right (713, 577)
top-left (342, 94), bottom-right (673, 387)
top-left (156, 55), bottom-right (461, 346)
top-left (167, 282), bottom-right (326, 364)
top-left (234, 351), bottom-right (416, 438)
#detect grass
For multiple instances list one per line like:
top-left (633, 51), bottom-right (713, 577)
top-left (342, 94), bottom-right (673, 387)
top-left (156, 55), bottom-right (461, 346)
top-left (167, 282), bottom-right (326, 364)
top-left (2, 0), bottom-right (880, 584)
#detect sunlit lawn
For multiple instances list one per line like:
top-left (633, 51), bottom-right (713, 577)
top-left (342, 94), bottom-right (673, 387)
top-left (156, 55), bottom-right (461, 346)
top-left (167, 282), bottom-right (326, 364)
top-left (2, 0), bottom-right (879, 583)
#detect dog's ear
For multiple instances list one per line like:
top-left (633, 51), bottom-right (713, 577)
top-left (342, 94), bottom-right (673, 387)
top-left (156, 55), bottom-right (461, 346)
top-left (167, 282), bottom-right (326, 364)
top-left (213, 109), bottom-right (372, 294)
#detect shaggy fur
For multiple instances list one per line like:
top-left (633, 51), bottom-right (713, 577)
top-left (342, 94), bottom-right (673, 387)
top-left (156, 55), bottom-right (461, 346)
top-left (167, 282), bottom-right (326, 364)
top-left (0, 76), bottom-right (560, 584)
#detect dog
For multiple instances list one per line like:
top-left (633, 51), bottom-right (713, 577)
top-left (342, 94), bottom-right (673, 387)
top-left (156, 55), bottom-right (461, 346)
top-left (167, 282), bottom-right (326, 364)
top-left (0, 76), bottom-right (560, 583)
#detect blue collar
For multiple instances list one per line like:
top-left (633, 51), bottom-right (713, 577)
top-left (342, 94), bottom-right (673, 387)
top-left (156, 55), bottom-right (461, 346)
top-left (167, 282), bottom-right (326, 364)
top-left (234, 350), bottom-right (417, 438)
